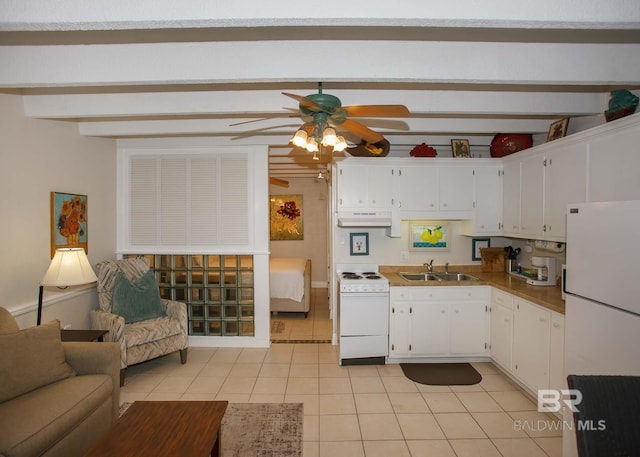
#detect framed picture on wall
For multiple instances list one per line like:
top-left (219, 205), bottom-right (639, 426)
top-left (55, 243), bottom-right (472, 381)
top-left (451, 139), bottom-right (471, 157)
top-left (350, 232), bottom-right (369, 256)
top-left (269, 194), bottom-right (303, 241)
top-left (409, 221), bottom-right (449, 251)
top-left (472, 238), bottom-right (490, 261)
top-left (50, 192), bottom-right (88, 258)
top-left (547, 118), bottom-right (569, 142)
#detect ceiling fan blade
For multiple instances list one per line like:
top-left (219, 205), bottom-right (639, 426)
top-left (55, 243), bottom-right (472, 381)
top-left (269, 177), bottom-right (289, 187)
top-left (282, 92), bottom-right (324, 112)
top-left (343, 105), bottom-right (410, 118)
top-left (334, 118), bottom-right (385, 144)
top-left (229, 114), bottom-right (299, 127)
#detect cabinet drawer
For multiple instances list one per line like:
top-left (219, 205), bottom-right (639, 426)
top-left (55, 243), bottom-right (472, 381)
top-left (409, 286), bottom-right (490, 301)
top-left (492, 288), bottom-right (514, 310)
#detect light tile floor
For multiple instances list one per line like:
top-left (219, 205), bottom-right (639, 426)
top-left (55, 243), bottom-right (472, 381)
top-left (270, 288), bottom-right (333, 342)
top-left (120, 345), bottom-right (563, 457)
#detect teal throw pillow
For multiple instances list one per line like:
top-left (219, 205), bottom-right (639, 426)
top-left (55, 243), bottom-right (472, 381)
top-left (112, 270), bottom-right (166, 324)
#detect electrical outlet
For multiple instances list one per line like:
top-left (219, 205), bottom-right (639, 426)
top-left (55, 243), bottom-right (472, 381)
top-left (400, 251), bottom-right (409, 262)
top-left (63, 323), bottom-right (72, 330)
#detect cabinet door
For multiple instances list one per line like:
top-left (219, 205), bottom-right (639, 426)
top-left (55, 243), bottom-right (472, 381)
top-left (367, 165), bottom-right (396, 209)
top-left (513, 299), bottom-right (551, 393)
top-left (410, 302), bottom-right (449, 355)
top-left (549, 313), bottom-right (565, 393)
top-left (337, 165), bottom-right (367, 209)
top-left (588, 125), bottom-right (640, 201)
top-left (519, 154), bottom-right (544, 238)
top-left (490, 304), bottom-right (513, 371)
top-left (389, 302), bottom-right (412, 357)
top-left (450, 302), bottom-right (489, 354)
top-left (397, 165), bottom-right (438, 212)
top-left (544, 144), bottom-right (587, 240)
top-left (438, 166), bottom-right (475, 212)
top-left (474, 166), bottom-right (503, 234)
top-left (502, 159), bottom-right (521, 235)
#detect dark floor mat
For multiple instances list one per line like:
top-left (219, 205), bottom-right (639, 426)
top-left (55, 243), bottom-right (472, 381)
top-left (400, 362), bottom-right (482, 385)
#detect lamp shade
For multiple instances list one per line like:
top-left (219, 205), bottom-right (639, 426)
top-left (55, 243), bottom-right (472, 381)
top-left (41, 248), bottom-right (98, 287)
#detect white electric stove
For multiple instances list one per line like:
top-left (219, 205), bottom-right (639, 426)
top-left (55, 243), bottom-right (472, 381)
top-left (336, 264), bottom-right (390, 365)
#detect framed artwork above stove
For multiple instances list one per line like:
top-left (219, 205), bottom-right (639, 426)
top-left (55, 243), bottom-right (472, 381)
top-left (349, 232), bottom-right (369, 256)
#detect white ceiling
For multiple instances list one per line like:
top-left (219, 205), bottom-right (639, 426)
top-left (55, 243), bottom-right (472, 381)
top-left (1, 0), bottom-right (640, 178)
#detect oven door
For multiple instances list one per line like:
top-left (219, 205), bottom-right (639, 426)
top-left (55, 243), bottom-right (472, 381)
top-left (339, 292), bottom-right (389, 336)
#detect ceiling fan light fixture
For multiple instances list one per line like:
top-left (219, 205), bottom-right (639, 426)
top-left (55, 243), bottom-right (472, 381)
top-left (306, 137), bottom-right (319, 152)
top-left (333, 136), bottom-right (348, 152)
top-left (321, 127), bottom-right (337, 146)
top-left (290, 129), bottom-right (308, 148)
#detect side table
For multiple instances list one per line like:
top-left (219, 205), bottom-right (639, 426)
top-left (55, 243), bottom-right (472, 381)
top-left (60, 329), bottom-right (108, 342)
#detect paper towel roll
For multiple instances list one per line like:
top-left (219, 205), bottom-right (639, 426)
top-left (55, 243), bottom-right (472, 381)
top-left (534, 240), bottom-right (565, 252)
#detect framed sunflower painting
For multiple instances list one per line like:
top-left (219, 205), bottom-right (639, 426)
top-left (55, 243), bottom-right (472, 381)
top-left (409, 221), bottom-right (449, 251)
top-left (50, 192), bottom-right (88, 257)
top-left (270, 194), bottom-right (304, 241)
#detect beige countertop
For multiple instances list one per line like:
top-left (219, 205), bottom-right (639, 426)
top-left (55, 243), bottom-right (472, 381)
top-left (380, 265), bottom-right (565, 315)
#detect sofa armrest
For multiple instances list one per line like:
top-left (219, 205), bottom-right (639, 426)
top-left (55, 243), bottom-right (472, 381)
top-left (164, 299), bottom-right (188, 335)
top-left (63, 341), bottom-right (121, 421)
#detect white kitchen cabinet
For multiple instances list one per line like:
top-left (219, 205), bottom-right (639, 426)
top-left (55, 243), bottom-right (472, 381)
top-left (438, 166), bottom-right (475, 214)
top-left (462, 164), bottom-right (503, 236)
top-left (397, 164), bottom-right (438, 213)
top-left (489, 289), bottom-right (514, 371)
top-left (512, 297), bottom-right (551, 394)
top-left (450, 301), bottom-right (490, 354)
top-left (588, 120), bottom-right (640, 202)
top-left (543, 144), bottom-right (587, 240)
top-left (501, 158), bottom-right (521, 236)
top-left (336, 163), bottom-right (395, 211)
top-left (519, 154), bottom-right (545, 238)
top-left (389, 286), bottom-right (490, 360)
top-left (549, 313), bottom-right (565, 393)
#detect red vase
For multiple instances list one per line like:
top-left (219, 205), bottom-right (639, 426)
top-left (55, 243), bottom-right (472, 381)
top-left (490, 134), bottom-right (533, 158)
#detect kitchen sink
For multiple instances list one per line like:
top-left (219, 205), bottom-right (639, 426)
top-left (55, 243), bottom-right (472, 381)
top-left (399, 272), bottom-right (441, 281)
top-left (433, 272), bottom-right (479, 281)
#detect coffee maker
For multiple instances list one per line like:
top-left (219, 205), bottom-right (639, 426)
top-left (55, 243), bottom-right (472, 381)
top-left (527, 256), bottom-right (557, 286)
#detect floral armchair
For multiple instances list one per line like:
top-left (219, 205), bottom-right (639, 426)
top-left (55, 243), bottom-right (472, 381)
top-left (90, 257), bottom-right (188, 386)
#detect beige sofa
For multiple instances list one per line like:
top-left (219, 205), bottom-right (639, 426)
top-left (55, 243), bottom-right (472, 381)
top-left (0, 307), bottom-right (120, 457)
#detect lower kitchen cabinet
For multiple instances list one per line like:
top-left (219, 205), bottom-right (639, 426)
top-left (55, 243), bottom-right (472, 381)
top-left (389, 286), bottom-right (490, 359)
top-left (513, 297), bottom-right (551, 394)
top-left (549, 313), bottom-right (565, 392)
top-left (489, 288), bottom-right (514, 371)
top-left (491, 289), bottom-right (565, 397)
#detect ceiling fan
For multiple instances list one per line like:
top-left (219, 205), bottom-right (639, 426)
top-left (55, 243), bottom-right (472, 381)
top-left (283, 82), bottom-right (410, 145)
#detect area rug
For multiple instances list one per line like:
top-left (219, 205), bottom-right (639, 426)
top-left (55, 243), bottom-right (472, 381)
top-left (271, 319), bottom-right (285, 334)
top-left (119, 402), bottom-right (303, 456)
top-left (221, 403), bottom-right (302, 457)
top-left (401, 362), bottom-right (482, 385)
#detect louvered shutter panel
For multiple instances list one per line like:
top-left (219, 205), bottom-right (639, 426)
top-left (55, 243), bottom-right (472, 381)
top-left (220, 156), bottom-right (249, 245)
top-left (130, 157), bottom-right (158, 245)
top-left (190, 157), bottom-right (218, 245)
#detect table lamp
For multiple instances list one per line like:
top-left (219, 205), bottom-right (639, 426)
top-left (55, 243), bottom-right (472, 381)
top-left (37, 248), bottom-right (98, 325)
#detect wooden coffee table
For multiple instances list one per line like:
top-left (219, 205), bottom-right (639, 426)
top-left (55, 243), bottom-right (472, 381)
top-left (84, 401), bottom-right (228, 457)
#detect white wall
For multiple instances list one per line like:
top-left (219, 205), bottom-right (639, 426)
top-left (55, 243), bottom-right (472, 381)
top-left (333, 221), bottom-right (510, 269)
top-left (269, 177), bottom-right (329, 286)
top-left (0, 93), bottom-right (117, 328)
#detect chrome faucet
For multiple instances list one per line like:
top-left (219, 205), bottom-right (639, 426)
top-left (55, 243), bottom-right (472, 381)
top-left (423, 259), bottom-right (434, 273)
top-left (445, 262), bottom-right (450, 274)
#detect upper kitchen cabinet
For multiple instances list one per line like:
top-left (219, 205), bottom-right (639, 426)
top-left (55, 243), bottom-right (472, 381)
top-left (543, 142), bottom-right (588, 240)
top-left (461, 163), bottom-right (503, 236)
top-left (396, 164), bottom-right (438, 214)
top-left (438, 166), bottom-right (475, 214)
top-left (501, 112), bottom-right (640, 242)
top-left (587, 116), bottom-right (640, 202)
top-left (336, 162), bottom-right (395, 211)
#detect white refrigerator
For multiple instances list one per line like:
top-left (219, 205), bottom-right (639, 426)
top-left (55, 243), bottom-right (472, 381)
top-left (563, 200), bottom-right (640, 457)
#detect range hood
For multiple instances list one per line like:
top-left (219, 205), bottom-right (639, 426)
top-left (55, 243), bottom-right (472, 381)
top-left (337, 211), bottom-right (393, 228)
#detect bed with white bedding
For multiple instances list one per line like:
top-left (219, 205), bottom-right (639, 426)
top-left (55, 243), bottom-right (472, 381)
top-left (269, 257), bottom-right (311, 316)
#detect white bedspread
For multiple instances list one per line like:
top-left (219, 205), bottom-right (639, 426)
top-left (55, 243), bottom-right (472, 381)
top-left (270, 257), bottom-right (307, 302)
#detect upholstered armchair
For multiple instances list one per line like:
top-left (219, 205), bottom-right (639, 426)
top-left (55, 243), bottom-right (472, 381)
top-left (90, 257), bottom-right (188, 386)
